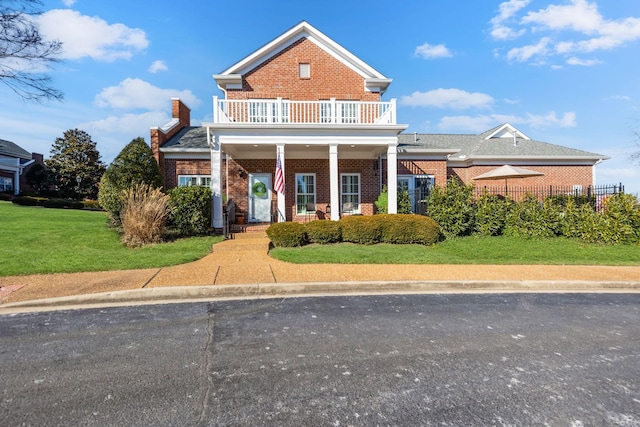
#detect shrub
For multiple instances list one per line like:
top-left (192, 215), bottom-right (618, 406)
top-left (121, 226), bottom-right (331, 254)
top-left (266, 222), bottom-right (307, 247)
top-left (504, 194), bottom-right (562, 238)
top-left (98, 137), bottom-right (163, 226)
top-left (475, 193), bottom-right (509, 236)
top-left (0, 193), bottom-right (12, 201)
top-left (595, 193), bottom-right (640, 244)
top-left (121, 184), bottom-right (170, 248)
top-left (305, 220), bottom-right (342, 244)
top-left (168, 186), bottom-right (212, 236)
top-left (12, 196), bottom-right (44, 206)
top-left (426, 178), bottom-right (475, 238)
top-left (340, 215), bottom-right (381, 244)
top-left (375, 214), bottom-right (440, 245)
top-left (43, 199), bottom-right (84, 209)
top-left (82, 200), bottom-right (102, 210)
top-left (374, 186), bottom-right (413, 214)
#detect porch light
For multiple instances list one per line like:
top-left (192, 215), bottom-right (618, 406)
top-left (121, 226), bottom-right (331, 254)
top-left (326, 204), bottom-right (331, 214)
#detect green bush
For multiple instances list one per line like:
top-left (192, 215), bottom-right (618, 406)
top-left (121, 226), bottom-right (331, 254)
top-left (475, 193), bottom-right (510, 236)
top-left (426, 178), bottom-right (475, 238)
top-left (12, 196), bottom-right (45, 206)
top-left (594, 193), bottom-right (640, 244)
top-left (374, 186), bottom-right (413, 214)
top-left (0, 193), bottom-right (12, 201)
top-left (82, 200), bottom-right (102, 210)
top-left (168, 186), bottom-right (212, 236)
top-left (43, 199), bottom-right (84, 209)
top-left (505, 194), bottom-right (561, 238)
top-left (340, 215), bottom-right (381, 244)
top-left (305, 220), bottom-right (342, 244)
top-left (267, 222), bottom-right (307, 247)
top-left (375, 214), bottom-right (440, 245)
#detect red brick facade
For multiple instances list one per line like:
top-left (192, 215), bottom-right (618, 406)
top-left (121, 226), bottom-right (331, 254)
top-left (227, 38), bottom-right (380, 103)
top-left (449, 165), bottom-right (594, 189)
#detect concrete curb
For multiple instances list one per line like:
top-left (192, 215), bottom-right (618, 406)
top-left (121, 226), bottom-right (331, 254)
top-left (2, 280), bottom-right (640, 313)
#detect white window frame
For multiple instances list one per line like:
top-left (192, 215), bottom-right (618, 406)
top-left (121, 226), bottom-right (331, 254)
top-left (341, 173), bottom-right (361, 214)
top-left (0, 176), bottom-right (13, 192)
top-left (295, 173), bottom-right (316, 215)
top-left (339, 102), bottom-right (359, 124)
top-left (178, 175), bottom-right (211, 188)
top-left (299, 63), bottom-right (310, 79)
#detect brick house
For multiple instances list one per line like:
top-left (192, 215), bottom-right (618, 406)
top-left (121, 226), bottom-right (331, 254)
top-left (150, 21), bottom-right (609, 228)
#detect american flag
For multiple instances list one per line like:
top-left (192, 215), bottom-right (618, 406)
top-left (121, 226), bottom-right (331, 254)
top-left (274, 152), bottom-right (284, 194)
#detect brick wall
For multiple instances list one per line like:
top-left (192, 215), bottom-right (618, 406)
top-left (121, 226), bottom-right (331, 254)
top-left (449, 165), bottom-right (594, 189)
top-left (227, 37), bottom-right (380, 102)
top-left (150, 99), bottom-right (191, 177)
top-left (163, 159), bottom-right (211, 189)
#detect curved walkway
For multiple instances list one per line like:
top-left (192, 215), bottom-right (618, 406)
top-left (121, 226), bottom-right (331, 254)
top-left (1, 232), bottom-right (640, 312)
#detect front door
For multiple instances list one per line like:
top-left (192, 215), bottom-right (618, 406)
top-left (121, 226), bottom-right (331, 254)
top-left (248, 173), bottom-right (272, 223)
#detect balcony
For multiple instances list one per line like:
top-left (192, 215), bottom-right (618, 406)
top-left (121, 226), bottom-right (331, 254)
top-left (212, 97), bottom-right (397, 125)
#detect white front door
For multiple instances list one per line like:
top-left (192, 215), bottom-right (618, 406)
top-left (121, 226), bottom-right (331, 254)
top-left (248, 173), bottom-right (272, 223)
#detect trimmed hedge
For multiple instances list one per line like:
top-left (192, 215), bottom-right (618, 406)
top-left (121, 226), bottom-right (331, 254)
top-left (43, 199), bottom-right (84, 209)
top-left (340, 215), bottom-right (381, 244)
top-left (374, 214), bottom-right (440, 245)
top-left (266, 222), bottom-right (307, 247)
top-left (12, 196), bottom-right (45, 206)
top-left (305, 220), bottom-right (342, 244)
top-left (168, 186), bottom-right (212, 236)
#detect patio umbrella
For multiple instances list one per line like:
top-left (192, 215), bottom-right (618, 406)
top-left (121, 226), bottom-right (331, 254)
top-left (472, 165), bottom-right (544, 195)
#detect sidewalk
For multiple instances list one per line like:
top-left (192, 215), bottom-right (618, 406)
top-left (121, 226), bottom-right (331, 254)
top-left (2, 232), bottom-right (640, 312)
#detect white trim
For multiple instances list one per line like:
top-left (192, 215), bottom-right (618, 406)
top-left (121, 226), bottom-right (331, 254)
top-left (340, 172), bottom-right (361, 214)
top-left (484, 123), bottom-right (531, 141)
top-left (295, 172), bottom-right (316, 216)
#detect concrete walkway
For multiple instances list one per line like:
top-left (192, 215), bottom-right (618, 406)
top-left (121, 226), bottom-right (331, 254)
top-left (2, 231), bottom-right (640, 312)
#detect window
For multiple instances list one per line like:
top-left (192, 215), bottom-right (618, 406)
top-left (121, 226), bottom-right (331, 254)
top-left (296, 173), bottom-right (315, 215)
top-left (0, 176), bottom-right (13, 192)
top-left (249, 100), bottom-right (289, 123)
top-left (299, 63), bottom-right (310, 79)
top-left (178, 175), bottom-right (211, 188)
top-left (249, 101), bottom-right (269, 123)
top-left (341, 174), bottom-right (360, 213)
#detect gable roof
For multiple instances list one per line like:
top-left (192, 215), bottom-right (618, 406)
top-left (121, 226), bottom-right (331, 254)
top-left (398, 124), bottom-right (609, 164)
top-left (0, 138), bottom-right (32, 160)
top-left (213, 21), bottom-right (392, 94)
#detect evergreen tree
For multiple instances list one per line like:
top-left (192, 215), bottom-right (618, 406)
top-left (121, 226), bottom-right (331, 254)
top-left (46, 129), bottom-right (106, 199)
top-left (98, 137), bottom-right (163, 224)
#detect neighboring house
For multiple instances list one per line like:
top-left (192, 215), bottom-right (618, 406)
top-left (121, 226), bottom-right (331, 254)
top-left (151, 21), bottom-right (609, 228)
top-left (0, 138), bottom-right (42, 195)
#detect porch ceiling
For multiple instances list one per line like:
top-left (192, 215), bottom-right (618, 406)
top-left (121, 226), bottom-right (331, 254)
top-left (223, 143), bottom-right (387, 160)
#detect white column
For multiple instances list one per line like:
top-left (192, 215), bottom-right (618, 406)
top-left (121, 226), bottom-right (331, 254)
top-left (13, 170), bottom-right (19, 195)
top-left (329, 143), bottom-right (340, 221)
top-left (387, 143), bottom-right (398, 214)
top-left (209, 128), bottom-right (223, 229)
top-left (276, 144), bottom-right (286, 222)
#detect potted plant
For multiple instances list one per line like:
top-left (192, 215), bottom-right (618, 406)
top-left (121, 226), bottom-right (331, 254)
top-left (236, 212), bottom-right (245, 224)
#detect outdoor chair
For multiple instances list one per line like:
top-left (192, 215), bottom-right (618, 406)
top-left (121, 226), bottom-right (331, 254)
top-left (305, 202), bottom-right (316, 222)
top-left (341, 202), bottom-right (353, 217)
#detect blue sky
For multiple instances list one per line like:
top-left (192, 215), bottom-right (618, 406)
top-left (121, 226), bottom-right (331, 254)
top-left (2, 0), bottom-right (639, 194)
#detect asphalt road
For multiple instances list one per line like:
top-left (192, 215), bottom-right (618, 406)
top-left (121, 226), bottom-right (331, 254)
top-left (1, 294), bottom-right (640, 426)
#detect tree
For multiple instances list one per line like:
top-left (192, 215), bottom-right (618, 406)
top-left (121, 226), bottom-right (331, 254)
top-left (98, 137), bottom-right (163, 224)
top-left (0, 0), bottom-right (63, 101)
top-left (46, 129), bottom-right (106, 199)
top-left (24, 162), bottom-right (54, 195)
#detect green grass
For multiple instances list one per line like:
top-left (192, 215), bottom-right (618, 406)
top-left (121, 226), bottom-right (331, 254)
top-left (270, 235), bottom-right (640, 266)
top-left (0, 201), bottom-right (223, 276)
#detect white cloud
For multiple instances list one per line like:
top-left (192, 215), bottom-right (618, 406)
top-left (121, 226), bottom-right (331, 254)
top-left (437, 111), bottom-right (576, 132)
top-left (400, 88), bottom-right (494, 110)
top-left (414, 43), bottom-right (453, 59)
top-left (566, 57), bottom-right (602, 66)
top-left (62, 0), bottom-right (77, 6)
top-left (490, 0), bottom-right (531, 40)
top-left (506, 37), bottom-right (551, 62)
top-left (37, 9), bottom-right (148, 61)
top-left (148, 60), bottom-right (168, 73)
top-left (94, 78), bottom-right (200, 110)
top-left (491, 0), bottom-right (640, 64)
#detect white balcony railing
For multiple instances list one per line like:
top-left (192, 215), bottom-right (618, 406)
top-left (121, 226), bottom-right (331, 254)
top-left (213, 97), bottom-right (396, 125)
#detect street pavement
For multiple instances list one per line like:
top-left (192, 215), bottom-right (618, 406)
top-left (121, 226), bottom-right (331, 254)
top-left (1, 231), bottom-right (640, 313)
top-left (1, 294), bottom-right (639, 426)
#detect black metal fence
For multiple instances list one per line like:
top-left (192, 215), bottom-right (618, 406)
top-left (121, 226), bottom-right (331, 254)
top-left (408, 183), bottom-right (625, 214)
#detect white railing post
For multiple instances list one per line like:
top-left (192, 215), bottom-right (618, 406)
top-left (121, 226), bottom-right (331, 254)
top-left (331, 98), bottom-right (337, 124)
top-left (212, 96), bottom-right (218, 123)
top-left (390, 98), bottom-right (397, 124)
top-left (277, 97), bottom-right (282, 123)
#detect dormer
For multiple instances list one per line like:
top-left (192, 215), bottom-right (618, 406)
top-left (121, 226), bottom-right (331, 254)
top-left (483, 123), bottom-right (531, 141)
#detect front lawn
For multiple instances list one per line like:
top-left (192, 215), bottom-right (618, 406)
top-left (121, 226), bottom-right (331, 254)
top-left (269, 235), bottom-right (640, 266)
top-left (0, 201), bottom-right (223, 276)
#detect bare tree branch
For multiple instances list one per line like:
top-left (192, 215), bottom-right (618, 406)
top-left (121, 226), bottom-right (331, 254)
top-left (0, 0), bottom-right (63, 101)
